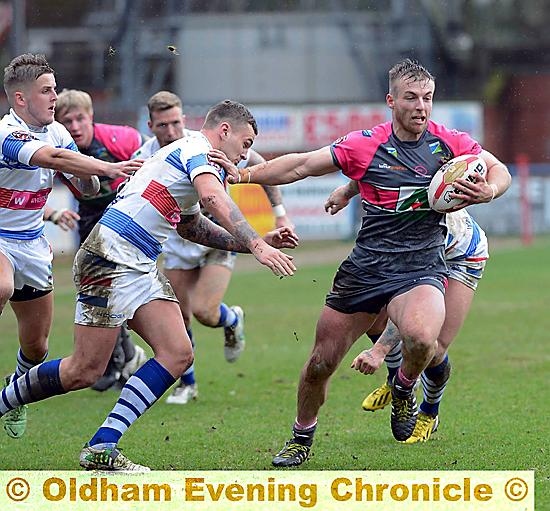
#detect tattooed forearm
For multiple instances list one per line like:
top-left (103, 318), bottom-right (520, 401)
top-left (378, 320), bottom-right (401, 350)
top-left (176, 214), bottom-right (251, 253)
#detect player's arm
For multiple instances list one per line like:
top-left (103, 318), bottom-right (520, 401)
top-left (451, 150), bottom-right (511, 205)
top-left (190, 172), bottom-right (297, 276)
top-left (351, 319), bottom-right (401, 375)
top-left (30, 145), bottom-right (143, 180)
top-left (325, 180), bottom-right (359, 215)
top-left (246, 149), bottom-right (294, 228)
top-left (210, 146), bottom-right (337, 186)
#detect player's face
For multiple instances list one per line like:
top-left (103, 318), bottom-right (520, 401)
top-left (148, 107), bottom-right (186, 147)
top-left (20, 73), bottom-right (57, 127)
top-left (57, 107), bottom-right (94, 149)
top-left (387, 77), bottom-right (434, 141)
top-left (220, 123), bottom-right (256, 165)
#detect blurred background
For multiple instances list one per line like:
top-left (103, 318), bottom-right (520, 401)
top-left (1, 0), bottom-right (549, 250)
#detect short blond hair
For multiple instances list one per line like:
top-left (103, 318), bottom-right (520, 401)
top-left (55, 89), bottom-right (93, 119)
top-left (147, 91), bottom-right (182, 119)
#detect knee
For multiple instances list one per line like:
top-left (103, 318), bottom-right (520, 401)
top-left (192, 303), bottom-right (218, 327)
top-left (0, 285), bottom-right (13, 312)
top-left (62, 357), bottom-right (105, 390)
top-left (303, 352), bottom-right (337, 383)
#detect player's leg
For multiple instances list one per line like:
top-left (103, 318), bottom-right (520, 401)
top-left (387, 284), bottom-right (445, 441)
top-left (1, 237), bottom-right (53, 438)
top-left (405, 277), bottom-right (476, 443)
top-left (163, 267), bottom-right (200, 404)
top-left (273, 306), bottom-right (376, 467)
top-left (191, 256), bottom-right (244, 363)
top-left (81, 299), bottom-right (193, 471)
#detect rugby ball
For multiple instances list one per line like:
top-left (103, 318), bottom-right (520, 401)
top-left (428, 154), bottom-right (487, 213)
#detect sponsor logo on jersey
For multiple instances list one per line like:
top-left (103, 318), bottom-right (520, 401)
top-left (361, 130), bottom-right (373, 137)
top-left (385, 146), bottom-right (398, 157)
top-left (333, 135), bottom-right (348, 145)
top-left (378, 163), bottom-right (407, 171)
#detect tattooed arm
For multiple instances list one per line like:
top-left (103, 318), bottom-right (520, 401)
top-left (351, 319), bottom-right (402, 375)
top-left (177, 213), bottom-right (256, 253)
top-left (188, 172), bottom-right (296, 276)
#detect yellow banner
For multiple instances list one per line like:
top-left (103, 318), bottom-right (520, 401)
top-left (0, 470), bottom-right (534, 510)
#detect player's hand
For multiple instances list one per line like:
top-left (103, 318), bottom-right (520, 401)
top-left (208, 149), bottom-right (240, 184)
top-left (324, 184), bottom-right (351, 215)
top-left (264, 226), bottom-right (299, 249)
top-left (351, 347), bottom-right (386, 375)
top-left (104, 158), bottom-right (144, 179)
top-left (48, 208), bottom-right (80, 231)
top-left (449, 172), bottom-right (494, 206)
top-left (250, 240), bottom-right (296, 276)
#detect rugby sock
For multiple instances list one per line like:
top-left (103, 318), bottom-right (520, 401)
top-left (0, 359), bottom-right (65, 417)
top-left (88, 358), bottom-right (176, 447)
top-left (293, 420), bottom-right (317, 447)
top-left (394, 365), bottom-right (417, 390)
top-left (217, 303), bottom-right (237, 328)
top-left (385, 341), bottom-right (403, 384)
top-left (419, 355), bottom-right (451, 416)
top-left (12, 348), bottom-right (48, 381)
top-left (181, 328), bottom-right (196, 385)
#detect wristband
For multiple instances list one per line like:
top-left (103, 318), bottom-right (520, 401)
top-left (272, 204), bottom-right (287, 218)
top-left (489, 183), bottom-right (498, 201)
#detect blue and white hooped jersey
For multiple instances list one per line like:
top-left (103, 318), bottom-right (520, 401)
top-left (83, 129), bottom-right (225, 271)
top-left (0, 109), bottom-right (77, 239)
top-left (445, 209), bottom-right (488, 263)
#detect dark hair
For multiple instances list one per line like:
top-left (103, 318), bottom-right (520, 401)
top-left (388, 59), bottom-right (435, 95)
top-left (203, 100), bottom-right (258, 135)
top-left (4, 53), bottom-right (55, 98)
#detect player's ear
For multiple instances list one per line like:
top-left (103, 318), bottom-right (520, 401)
top-left (386, 93), bottom-right (394, 109)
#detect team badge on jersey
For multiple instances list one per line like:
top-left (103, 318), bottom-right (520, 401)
top-left (9, 130), bottom-right (34, 141)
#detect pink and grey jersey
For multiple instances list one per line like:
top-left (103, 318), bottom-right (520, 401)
top-left (82, 129), bottom-right (225, 271)
top-left (0, 109), bottom-right (77, 240)
top-left (330, 120), bottom-right (482, 275)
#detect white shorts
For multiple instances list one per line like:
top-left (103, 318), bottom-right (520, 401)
top-left (163, 233), bottom-right (236, 271)
top-left (0, 235), bottom-right (53, 292)
top-left (446, 235), bottom-right (489, 291)
top-left (73, 249), bottom-right (178, 328)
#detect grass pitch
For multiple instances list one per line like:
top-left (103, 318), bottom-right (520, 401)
top-left (0, 238), bottom-right (548, 506)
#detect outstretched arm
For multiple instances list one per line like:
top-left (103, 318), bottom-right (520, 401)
top-left (209, 146), bottom-right (338, 186)
top-left (31, 146), bottom-right (143, 180)
top-left (245, 149), bottom-right (294, 228)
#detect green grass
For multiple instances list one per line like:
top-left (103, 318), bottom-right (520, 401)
top-left (0, 238), bottom-right (548, 507)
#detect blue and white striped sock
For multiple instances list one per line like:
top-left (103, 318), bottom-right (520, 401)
top-left (420, 355), bottom-right (451, 416)
top-left (11, 348), bottom-right (48, 382)
top-left (385, 341), bottom-right (403, 383)
top-left (217, 303), bottom-right (237, 328)
top-left (88, 358), bottom-right (176, 448)
top-left (0, 359), bottom-right (65, 417)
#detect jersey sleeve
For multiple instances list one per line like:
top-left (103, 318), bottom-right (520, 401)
top-left (330, 124), bottom-right (390, 180)
top-left (0, 127), bottom-right (49, 166)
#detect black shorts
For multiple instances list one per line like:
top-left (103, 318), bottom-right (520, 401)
top-left (325, 253), bottom-right (447, 315)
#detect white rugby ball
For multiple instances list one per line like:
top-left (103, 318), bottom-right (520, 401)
top-left (428, 154), bottom-right (487, 213)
